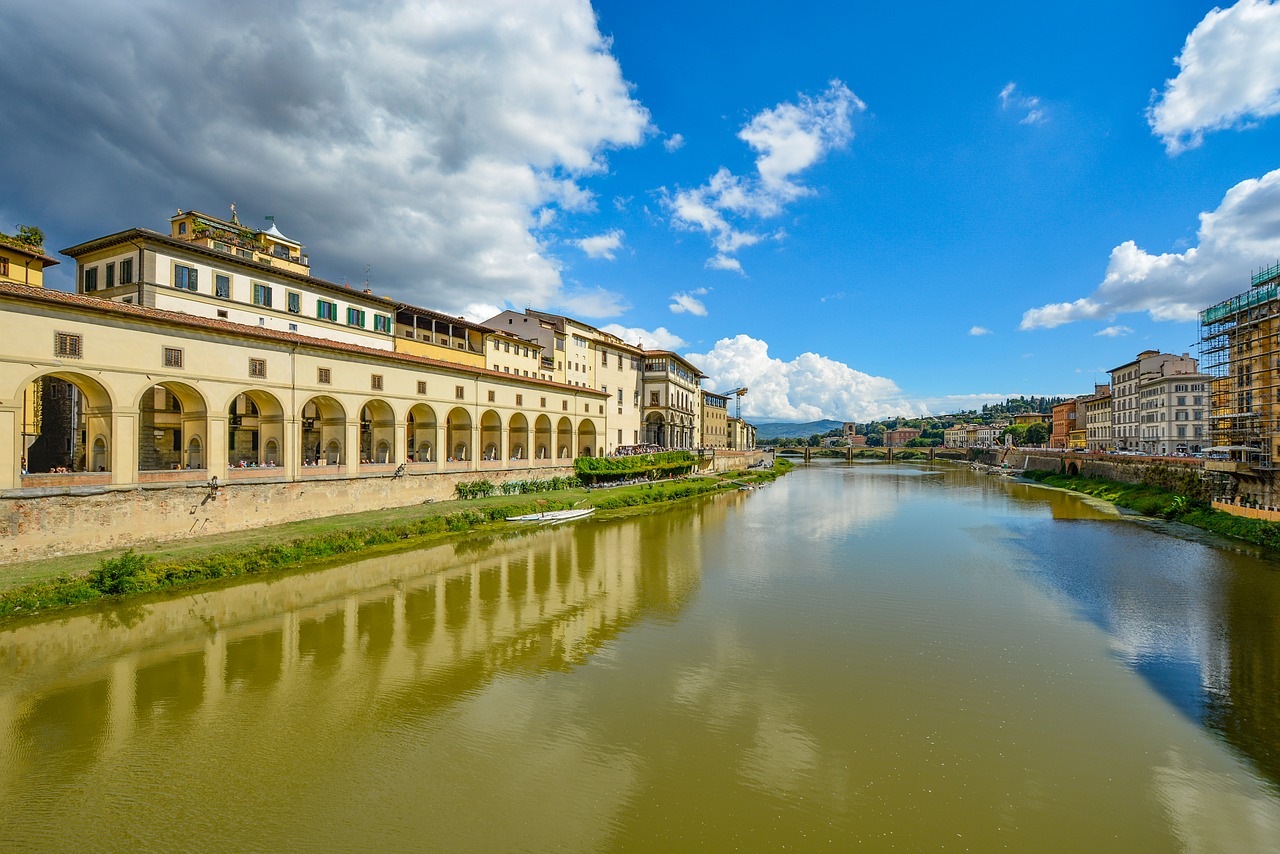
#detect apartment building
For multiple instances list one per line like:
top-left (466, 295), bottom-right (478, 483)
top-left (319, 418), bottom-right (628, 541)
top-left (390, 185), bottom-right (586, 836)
top-left (1109, 350), bottom-right (1198, 451)
top-left (642, 351), bottom-right (704, 449)
top-left (1137, 366), bottom-right (1210, 455)
top-left (701, 390), bottom-right (729, 449)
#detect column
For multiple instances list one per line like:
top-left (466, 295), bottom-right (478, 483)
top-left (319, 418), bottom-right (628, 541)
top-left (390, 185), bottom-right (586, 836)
top-left (282, 416), bottom-right (299, 480)
top-left (344, 418), bottom-right (360, 476)
top-left (108, 407), bottom-right (139, 485)
top-left (469, 421), bottom-right (481, 471)
top-left (394, 420), bottom-right (408, 469)
top-left (206, 414), bottom-right (229, 478)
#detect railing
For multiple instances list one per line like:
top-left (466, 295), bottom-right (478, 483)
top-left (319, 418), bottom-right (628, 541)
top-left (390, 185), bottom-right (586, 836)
top-left (1252, 261), bottom-right (1280, 287)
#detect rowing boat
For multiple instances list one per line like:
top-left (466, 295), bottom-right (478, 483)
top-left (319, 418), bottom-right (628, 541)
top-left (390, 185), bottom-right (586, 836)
top-left (505, 508), bottom-right (596, 523)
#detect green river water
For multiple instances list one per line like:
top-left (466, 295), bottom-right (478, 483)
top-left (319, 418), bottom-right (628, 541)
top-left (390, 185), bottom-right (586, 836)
top-left (1, 461), bottom-right (1278, 851)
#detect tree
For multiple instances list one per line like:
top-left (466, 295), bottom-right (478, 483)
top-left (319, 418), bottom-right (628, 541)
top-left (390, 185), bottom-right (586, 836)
top-left (1024, 421), bottom-right (1050, 446)
top-left (14, 225), bottom-right (45, 248)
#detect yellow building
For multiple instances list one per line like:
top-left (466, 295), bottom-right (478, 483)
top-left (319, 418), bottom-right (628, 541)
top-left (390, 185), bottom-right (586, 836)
top-left (701, 390), bottom-right (729, 449)
top-left (0, 235), bottom-right (59, 288)
top-left (642, 352), bottom-right (704, 449)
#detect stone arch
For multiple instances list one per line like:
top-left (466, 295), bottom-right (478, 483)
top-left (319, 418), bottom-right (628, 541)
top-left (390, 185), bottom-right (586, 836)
top-left (480, 409), bottom-right (502, 461)
top-left (447, 406), bottom-right (472, 461)
top-left (645, 412), bottom-right (666, 448)
top-left (534, 414), bottom-right (552, 460)
top-left (556, 417), bottom-right (573, 459)
top-left (263, 438), bottom-right (280, 466)
top-left (135, 380), bottom-right (209, 471)
top-left (509, 412), bottom-right (530, 460)
top-left (18, 370), bottom-right (115, 474)
top-left (299, 394), bottom-right (345, 467)
top-left (407, 403), bottom-right (438, 462)
top-left (1066, 461), bottom-right (1080, 476)
top-left (360, 398), bottom-right (396, 464)
top-left (577, 418), bottom-right (597, 458)
top-left (187, 436), bottom-right (204, 469)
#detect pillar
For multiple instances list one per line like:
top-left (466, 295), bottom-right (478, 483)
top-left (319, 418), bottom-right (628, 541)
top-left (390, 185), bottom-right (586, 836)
top-left (0, 404), bottom-right (18, 489)
top-left (344, 419), bottom-right (360, 476)
top-left (109, 407), bottom-right (139, 485)
top-left (206, 414), bottom-right (229, 477)
top-left (394, 420), bottom-right (407, 469)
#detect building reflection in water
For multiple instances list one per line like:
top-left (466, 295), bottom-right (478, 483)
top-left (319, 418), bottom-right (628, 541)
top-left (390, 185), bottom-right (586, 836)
top-left (0, 499), bottom-right (725, 812)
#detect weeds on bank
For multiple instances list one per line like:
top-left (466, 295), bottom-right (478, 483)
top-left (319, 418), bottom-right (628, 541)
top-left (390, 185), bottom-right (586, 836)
top-left (1023, 469), bottom-right (1280, 550)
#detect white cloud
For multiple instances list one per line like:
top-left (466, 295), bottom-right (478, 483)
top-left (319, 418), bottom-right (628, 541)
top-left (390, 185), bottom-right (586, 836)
top-left (669, 291), bottom-right (707, 315)
top-left (598, 324), bottom-right (686, 350)
top-left (665, 81), bottom-right (863, 272)
top-left (663, 133), bottom-right (685, 152)
top-left (0, 0), bottom-right (651, 315)
top-left (575, 229), bottom-right (624, 260)
top-left (1148, 0), bottom-right (1280, 153)
top-left (1021, 167), bottom-right (1280, 329)
top-left (999, 82), bottom-right (1047, 125)
top-left (969, 325), bottom-right (993, 336)
top-left (687, 334), bottom-right (928, 421)
top-left (1095, 325), bottom-right (1134, 337)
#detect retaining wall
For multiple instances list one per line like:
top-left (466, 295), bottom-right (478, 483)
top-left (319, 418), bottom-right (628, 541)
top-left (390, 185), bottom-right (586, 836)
top-left (0, 466), bottom-right (575, 565)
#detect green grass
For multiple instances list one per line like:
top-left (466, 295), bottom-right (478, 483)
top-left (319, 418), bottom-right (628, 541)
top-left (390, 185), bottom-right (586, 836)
top-left (1024, 470), bottom-right (1280, 550)
top-left (0, 461), bottom-right (791, 621)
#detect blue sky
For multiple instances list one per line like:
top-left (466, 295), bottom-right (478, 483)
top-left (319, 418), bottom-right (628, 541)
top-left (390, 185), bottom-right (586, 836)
top-left (4, 1), bottom-right (1280, 421)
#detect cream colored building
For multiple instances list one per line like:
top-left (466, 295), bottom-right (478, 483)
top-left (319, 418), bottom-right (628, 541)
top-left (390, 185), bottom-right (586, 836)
top-left (485, 309), bottom-right (647, 452)
top-left (0, 280), bottom-right (612, 490)
top-left (701, 390), bottom-right (729, 449)
top-left (1109, 350), bottom-right (1197, 452)
top-left (643, 351), bottom-right (703, 449)
top-left (726, 416), bottom-right (755, 450)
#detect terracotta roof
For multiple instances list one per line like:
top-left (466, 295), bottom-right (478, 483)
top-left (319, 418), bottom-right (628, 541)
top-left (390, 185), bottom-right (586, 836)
top-left (0, 282), bottom-right (606, 396)
top-left (0, 240), bottom-right (59, 267)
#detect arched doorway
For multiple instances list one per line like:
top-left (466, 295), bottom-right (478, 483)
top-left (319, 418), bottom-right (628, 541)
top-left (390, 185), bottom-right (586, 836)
top-left (556, 417), bottom-right (573, 459)
top-left (509, 412), bottom-right (529, 460)
top-left (645, 413), bottom-right (666, 448)
top-left (20, 371), bottom-right (113, 474)
top-left (360, 399), bottom-right (395, 464)
top-left (228, 390), bottom-right (286, 468)
top-left (534, 415), bottom-right (552, 459)
top-left (408, 403), bottom-right (437, 462)
top-left (446, 407), bottom-right (472, 461)
top-left (136, 381), bottom-right (208, 471)
top-left (480, 410), bottom-right (502, 461)
top-left (577, 418), bottom-right (597, 458)
top-left (299, 394), bottom-right (344, 467)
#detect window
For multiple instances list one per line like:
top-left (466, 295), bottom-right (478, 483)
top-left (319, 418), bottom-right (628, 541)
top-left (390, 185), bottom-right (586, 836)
top-left (106, 262), bottom-right (115, 289)
top-left (346, 307), bottom-right (366, 327)
top-left (249, 358), bottom-right (266, 378)
top-left (371, 374), bottom-right (383, 391)
top-left (650, 391), bottom-right (660, 406)
top-left (55, 331), bottom-right (83, 359)
top-left (216, 274), bottom-right (231, 299)
top-left (555, 337), bottom-right (564, 350)
top-left (599, 405), bottom-right (604, 415)
top-left (374, 314), bottom-right (392, 333)
top-left (178, 222), bottom-right (188, 235)
top-left (163, 347), bottom-right (183, 369)
top-left (488, 390), bottom-right (496, 402)
top-left (601, 352), bottom-right (608, 366)
top-left (562, 400), bottom-right (568, 411)
top-left (540, 397), bottom-right (547, 408)
top-left (288, 323), bottom-right (298, 332)
top-left (455, 385), bottom-right (465, 400)
top-left (217, 309), bottom-right (229, 319)
top-left (174, 264), bottom-right (198, 291)
top-left (417, 381), bottom-right (427, 395)
top-left (287, 291), bottom-right (301, 313)
top-left (516, 394), bottom-right (523, 406)
top-left (318, 367), bottom-right (331, 384)
top-left (603, 385), bottom-right (609, 395)
top-left (617, 387), bottom-right (623, 404)
top-left (0, 257), bottom-right (7, 277)
top-left (119, 258), bottom-right (134, 285)
top-left (252, 283), bottom-right (272, 307)
top-left (493, 364), bottom-right (500, 371)
top-left (317, 300), bottom-right (337, 321)
top-left (83, 267), bottom-right (98, 292)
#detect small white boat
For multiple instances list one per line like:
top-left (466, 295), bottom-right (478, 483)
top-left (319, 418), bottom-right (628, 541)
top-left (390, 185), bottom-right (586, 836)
top-left (505, 508), bottom-right (595, 524)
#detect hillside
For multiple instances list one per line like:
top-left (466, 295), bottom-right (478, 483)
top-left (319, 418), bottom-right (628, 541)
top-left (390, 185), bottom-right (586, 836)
top-left (752, 419), bottom-right (844, 440)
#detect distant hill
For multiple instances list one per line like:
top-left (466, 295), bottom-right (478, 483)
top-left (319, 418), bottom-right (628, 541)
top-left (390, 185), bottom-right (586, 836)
top-left (752, 419), bottom-right (844, 440)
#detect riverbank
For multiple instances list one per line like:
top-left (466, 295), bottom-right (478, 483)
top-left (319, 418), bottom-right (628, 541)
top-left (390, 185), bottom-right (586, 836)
top-left (1022, 470), bottom-right (1280, 550)
top-left (0, 462), bottom-right (789, 621)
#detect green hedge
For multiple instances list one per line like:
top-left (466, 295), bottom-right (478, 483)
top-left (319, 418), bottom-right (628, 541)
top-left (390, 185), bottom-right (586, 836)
top-left (574, 451), bottom-right (697, 483)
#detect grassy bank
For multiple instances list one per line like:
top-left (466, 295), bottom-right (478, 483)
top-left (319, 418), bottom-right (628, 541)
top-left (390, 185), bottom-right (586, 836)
top-left (1023, 470), bottom-right (1280, 550)
top-left (0, 461), bottom-right (788, 621)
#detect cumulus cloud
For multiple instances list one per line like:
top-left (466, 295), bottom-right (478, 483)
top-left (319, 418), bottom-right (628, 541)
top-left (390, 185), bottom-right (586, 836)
top-left (687, 334), bottom-right (930, 421)
top-left (0, 0), bottom-right (651, 315)
top-left (1021, 167), bottom-right (1280, 329)
top-left (556, 286), bottom-right (631, 319)
top-left (663, 133), bottom-right (685, 152)
top-left (999, 82), bottom-right (1047, 125)
top-left (1095, 325), bottom-right (1133, 337)
top-left (969, 325), bottom-right (993, 336)
top-left (664, 81), bottom-right (863, 272)
top-left (575, 229), bottom-right (625, 260)
top-left (598, 324), bottom-right (686, 350)
top-left (1148, 0), bottom-right (1280, 153)
top-left (669, 289), bottom-right (708, 315)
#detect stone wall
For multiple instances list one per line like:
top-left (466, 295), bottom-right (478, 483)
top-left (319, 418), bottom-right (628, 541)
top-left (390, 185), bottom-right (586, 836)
top-left (978, 449), bottom-right (1209, 490)
top-left (0, 466), bottom-right (576, 565)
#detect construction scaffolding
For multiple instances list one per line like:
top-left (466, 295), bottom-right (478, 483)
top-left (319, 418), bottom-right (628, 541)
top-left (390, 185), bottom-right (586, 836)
top-left (1198, 266), bottom-right (1280, 472)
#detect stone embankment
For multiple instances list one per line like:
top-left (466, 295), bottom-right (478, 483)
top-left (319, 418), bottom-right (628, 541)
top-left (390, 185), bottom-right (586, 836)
top-left (976, 448), bottom-right (1202, 486)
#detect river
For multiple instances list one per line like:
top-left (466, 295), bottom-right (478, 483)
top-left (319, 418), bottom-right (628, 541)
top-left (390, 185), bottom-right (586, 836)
top-left (1, 461), bottom-right (1278, 851)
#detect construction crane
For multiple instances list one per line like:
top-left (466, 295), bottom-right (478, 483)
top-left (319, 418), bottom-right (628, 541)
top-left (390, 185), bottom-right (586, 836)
top-left (722, 387), bottom-right (748, 420)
